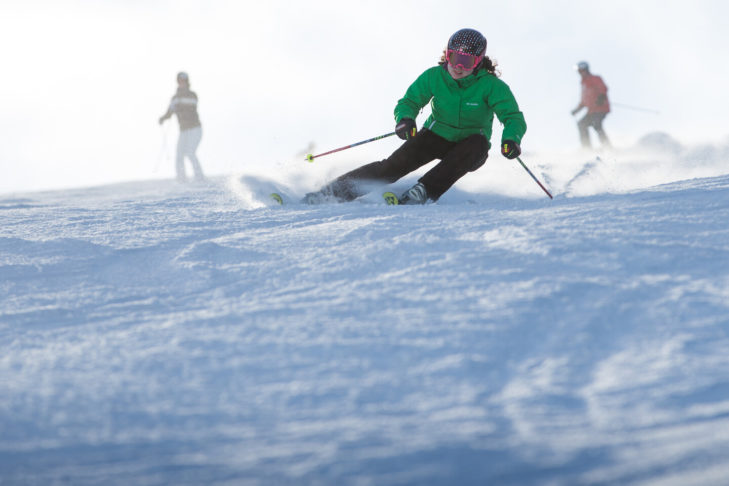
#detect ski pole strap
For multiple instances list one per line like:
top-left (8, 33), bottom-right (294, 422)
top-left (305, 131), bottom-right (397, 162)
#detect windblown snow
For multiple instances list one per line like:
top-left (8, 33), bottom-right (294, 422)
top-left (2, 133), bottom-right (729, 485)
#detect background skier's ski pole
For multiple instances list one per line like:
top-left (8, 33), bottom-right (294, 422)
top-left (611, 102), bottom-right (660, 115)
top-left (516, 156), bottom-right (553, 199)
top-left (305, 132), bottom-right (396, 162)
top-left (153, 123), bottom-right (171, 174)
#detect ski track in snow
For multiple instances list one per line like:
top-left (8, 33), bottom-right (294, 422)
top-left (2, 146), bottom-right (729, 485)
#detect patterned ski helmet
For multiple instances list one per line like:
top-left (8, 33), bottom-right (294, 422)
top-left (575, 61), bottom-right (589, 71)
top-left (447, 28), bottom-right (487, 57)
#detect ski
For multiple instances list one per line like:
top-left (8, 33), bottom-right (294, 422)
top-left (269, 188), bottom-right (404, 206)
top-left (383, 192), bottom-right (399, 205)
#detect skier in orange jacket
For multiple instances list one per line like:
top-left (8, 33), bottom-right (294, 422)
top-left (571, 61), bottom-right (611, 150)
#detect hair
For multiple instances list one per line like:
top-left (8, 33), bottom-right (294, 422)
top-left (439, 49), bottom-right (500, 77)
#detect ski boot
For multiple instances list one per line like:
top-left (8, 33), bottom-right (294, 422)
top-left (398, 182), bottom-right (429, 205)
top-left (302, 190), bottom-right (329, 205)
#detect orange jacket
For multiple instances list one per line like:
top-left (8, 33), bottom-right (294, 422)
top-left (579, 74), bottom-right (610, 114)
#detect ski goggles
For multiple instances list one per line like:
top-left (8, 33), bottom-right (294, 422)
top-left (446, 49), bottom-right (483, 70)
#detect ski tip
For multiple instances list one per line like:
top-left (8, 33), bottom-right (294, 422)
top-left (269, 193), bottom-right (283, 205)
top-left (383, 192), bottom-right (399, 205)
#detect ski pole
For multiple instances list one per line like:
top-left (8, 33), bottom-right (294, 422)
top-left (305, 131), bottom-right (396, 162)
top-left (516, 156), bottom-right (553, 199)
top-left (153, 123), bottom-right (171, 174)
top-left (611, 102), bottom-right (660, 115)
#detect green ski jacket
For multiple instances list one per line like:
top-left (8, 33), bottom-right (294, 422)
top-left (394, 65), bottom-right (526, 145)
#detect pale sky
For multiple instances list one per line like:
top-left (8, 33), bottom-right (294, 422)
top-left (1, 0), bottom-right (728, 194)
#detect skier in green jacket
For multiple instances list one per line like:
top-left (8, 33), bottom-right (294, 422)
top-left (304, 28), bottom-right (527, 205)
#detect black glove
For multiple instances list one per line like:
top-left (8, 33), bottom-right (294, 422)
top-left (501, 139), bottom-right (521, 159)
top-left (596, 93), bottom-right (607, 106)
top-left (395, 118), bottom-right (417, 140)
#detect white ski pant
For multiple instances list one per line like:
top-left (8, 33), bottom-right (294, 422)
top-left (176, 126), bottom-right (204, 180)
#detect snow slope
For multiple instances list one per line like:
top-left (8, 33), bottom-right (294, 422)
top-left (2, 136), bottom-right (729, 485)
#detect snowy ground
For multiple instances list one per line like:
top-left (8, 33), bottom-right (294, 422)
top-left (2, 134), bottom-right (729, 485)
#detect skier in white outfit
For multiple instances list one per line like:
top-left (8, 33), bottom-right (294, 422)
top-left (159, 72), bottom-right (204, 181)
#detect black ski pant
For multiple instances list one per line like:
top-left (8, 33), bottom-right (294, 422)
top-left (326, 130), bottom-right (490, 201)
top-left (578, 112), bottom-right (611, 149)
